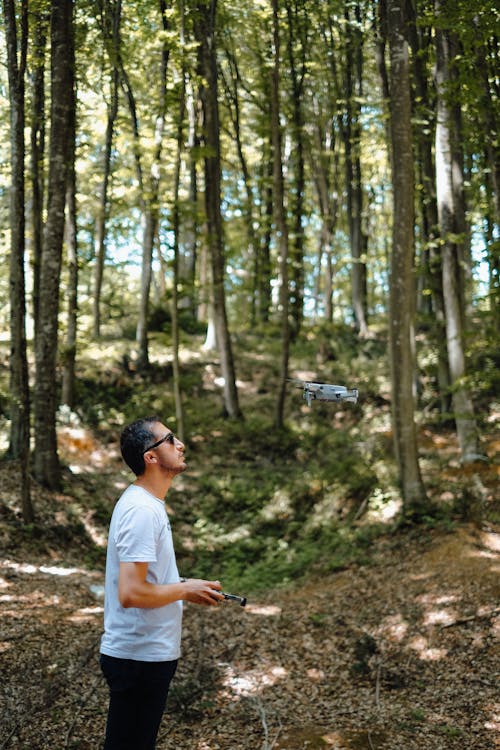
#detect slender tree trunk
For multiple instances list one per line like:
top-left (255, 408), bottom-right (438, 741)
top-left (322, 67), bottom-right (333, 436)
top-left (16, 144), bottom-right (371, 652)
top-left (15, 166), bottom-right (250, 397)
top-left (34, 0), bottom-right (74, 490)
top-left (387, 0), bottom-right (427, 515)
top-left (257, 155), bottom-right (273, 324)
top-left (29, 7), bottom-right (48, 338)
top-left (3, 0), bottom-right (33, 522)
top-left (195, 0), bottom-right (242, 418)
top-left (406, 1), bottom-right (451, 415)
top-left (434, 4), bottom-right (484, 463)
top-left (343, 1), bottom-right (368, 336)
top-left (136, 0), bottom-right (171, 370)
top-left (182, 77), bottom-right (200, 322)
top-left (308, 106), bottom-right (339, 321)
top-left (271, 0), bottom-right (290, 428)
top-left (285, 0), bottom-right (307, 336)
top-left (61, 63), bottom-right (78, 409)
top-left (220, 46), bottom-right (258, 326)
top-left (93, 0), bottom-right (121, 339)
top-left (170, 0), bottom-right (188, 442)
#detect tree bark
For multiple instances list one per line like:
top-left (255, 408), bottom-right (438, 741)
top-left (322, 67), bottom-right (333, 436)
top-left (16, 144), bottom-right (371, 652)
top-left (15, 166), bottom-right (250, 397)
top-left (136, 0), bottom-right (171, 370)
top-left (61, 47), bottom-right (78, 410)
top-left (220, 45), bottom-right (259, 327)
top-left (195, 0), bottom-right (242, 418)
top-left (3, 0), bottom-right (33, 522)
top-left (387, 0), bottom-right (428, 515)
top-left (34, 0), bottom-right (74, 490)
top-left (285, 0), bottom-right (307, 336)
top-left (93, 0), bottom-right (121, 339)
top-left (170, 0), bottom-right (188, 441)
top-left (406, 0), bottom-right (451, 415)
top-left (434, 3), bottom-right (484, 463)
top-left (343, 1), bottom-right (368, 336)
top-left (29, 6), bottom-right (48, 338)
top-left (271, 0), bottom-right (291, 428)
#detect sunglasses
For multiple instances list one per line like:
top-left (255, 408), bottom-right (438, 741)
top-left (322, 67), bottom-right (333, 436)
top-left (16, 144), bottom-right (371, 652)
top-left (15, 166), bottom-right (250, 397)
top-left (142, 432), bottom-right (176, 453)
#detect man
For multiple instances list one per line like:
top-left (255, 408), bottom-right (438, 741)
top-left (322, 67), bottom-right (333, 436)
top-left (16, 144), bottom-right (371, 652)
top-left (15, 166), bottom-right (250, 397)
top-left (100, 415), bottom-right (223, 750)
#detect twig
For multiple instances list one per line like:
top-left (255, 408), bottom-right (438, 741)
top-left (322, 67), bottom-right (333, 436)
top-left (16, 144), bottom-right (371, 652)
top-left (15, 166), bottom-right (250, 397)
top-left (254, 696), bottom-right (282, 750)
top-left (441, 608), bottom-right (500, 629)
top-left (0, 724), bottom-right (19, 750)
top-left (254, 696), bottom-right (269, 748)
top-left (367, 731), bottom-right (376, 750)
top-left (269, 717), bottom-right (283, 750)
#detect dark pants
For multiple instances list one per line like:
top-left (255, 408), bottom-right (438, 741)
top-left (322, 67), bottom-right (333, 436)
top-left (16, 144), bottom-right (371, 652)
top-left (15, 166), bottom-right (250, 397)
top-left (100, 654), bottom-right (178, 750)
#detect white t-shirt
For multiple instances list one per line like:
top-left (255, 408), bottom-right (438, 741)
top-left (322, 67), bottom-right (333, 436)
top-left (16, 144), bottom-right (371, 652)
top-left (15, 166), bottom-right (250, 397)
top-left (100, 484), bottom-right (183, 662)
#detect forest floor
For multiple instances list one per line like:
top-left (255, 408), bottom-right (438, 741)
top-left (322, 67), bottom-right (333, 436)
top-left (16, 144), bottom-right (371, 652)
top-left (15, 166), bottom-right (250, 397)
top-left (1, 441), bottom-right (499, 750)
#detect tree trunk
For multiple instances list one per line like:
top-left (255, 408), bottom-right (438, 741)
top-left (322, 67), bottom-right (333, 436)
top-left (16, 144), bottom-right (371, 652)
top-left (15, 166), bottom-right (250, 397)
top-left (3, 0), bottom-right (33, 522)
top-left (34, 0), bottom-right (74, 490)
top-left (61, 60), bottom-right (78, 410)
top-left (434, 4), bottom-right (484, 463)
top-left (271, 0), bottom-right (291, 428)
top-left (257, 155), bottom-right (273, 324)
top-left (93, 0), bottom-right (121, 339)
top-left (170, 0), bottom-right (188, 442)
top-left (285, 0), bottom-right (307, 336)
top-left (29, 6), bottom-right (48, 338)
top-left (406, 1), bottom-right (451, 415)
top-left (136, 0), bottom-right (171, 371)
top-left (343, 1), bottom-right (368, 336)
top-left (195, 0), bottom-right (242, 419)
top-left (181, 76), bottom-right (200, 322)
top-left (387, 0), bottom-right (428, 515)
top-left (220, 45), bottom-right (259, 327)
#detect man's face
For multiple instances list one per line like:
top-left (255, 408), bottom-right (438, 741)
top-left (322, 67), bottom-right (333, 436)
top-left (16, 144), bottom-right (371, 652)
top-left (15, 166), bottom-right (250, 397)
top-left (145, 422), bottom-right (187, 475)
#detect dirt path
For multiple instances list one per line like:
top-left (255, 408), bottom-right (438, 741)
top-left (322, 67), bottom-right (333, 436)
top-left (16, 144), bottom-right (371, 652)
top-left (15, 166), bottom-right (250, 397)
top-left (1, 524), bottom-right (498, 750)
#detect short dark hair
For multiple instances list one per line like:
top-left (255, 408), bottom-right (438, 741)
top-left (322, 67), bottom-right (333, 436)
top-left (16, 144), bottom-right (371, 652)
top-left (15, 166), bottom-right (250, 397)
top-left (120, 415), bottom-right (161, 476)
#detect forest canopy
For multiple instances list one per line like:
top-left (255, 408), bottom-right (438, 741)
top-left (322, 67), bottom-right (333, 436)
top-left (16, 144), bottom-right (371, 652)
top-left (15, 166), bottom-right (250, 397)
top-left (0, 0), bottom-right (499, 524)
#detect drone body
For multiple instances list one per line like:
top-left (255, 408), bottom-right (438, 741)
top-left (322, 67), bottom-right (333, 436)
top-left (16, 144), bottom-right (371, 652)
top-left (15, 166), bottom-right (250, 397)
top-left (290, 380), bottom-right (359, 407)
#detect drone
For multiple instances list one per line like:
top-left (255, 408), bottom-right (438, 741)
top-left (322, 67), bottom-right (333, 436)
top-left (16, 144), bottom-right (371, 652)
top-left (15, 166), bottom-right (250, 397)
top-left (289, 379), bottom-right (359, 407)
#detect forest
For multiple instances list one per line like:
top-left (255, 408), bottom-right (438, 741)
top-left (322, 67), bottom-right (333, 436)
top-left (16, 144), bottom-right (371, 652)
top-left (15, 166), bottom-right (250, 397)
top-left (0, 0), bottom-right (499, 749)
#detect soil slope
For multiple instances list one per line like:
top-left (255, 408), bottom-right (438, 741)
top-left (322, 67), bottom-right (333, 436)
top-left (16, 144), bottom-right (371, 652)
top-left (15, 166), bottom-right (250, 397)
top-left (1, 516), bottom-right (498, 750)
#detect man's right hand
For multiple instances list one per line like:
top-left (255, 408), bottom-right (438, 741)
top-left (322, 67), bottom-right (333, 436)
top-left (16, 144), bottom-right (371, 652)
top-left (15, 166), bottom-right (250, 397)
top-left (180, 578), bottom-right (224, 606)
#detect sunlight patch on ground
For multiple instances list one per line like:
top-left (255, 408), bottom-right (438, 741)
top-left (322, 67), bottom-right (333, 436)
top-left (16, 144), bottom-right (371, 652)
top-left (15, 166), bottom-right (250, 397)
top-left (218, 661), bottom-right (288, 698)
top-left (0, 559), bottom-right (99, 578)
top-left (408, 635), bottom-right (447, 661)
top-left (246, 603), bottom-right (282, 616)
top-left (422, 608), bottom-right (458, 626)
top-left (484, 704), bottom-right (500, 732)
top-left (66, 605), bottom-right (104, 623)
top-left (81, 510), bottom-right (107, 547)
top-left (418, 593), bottom-right (458, 605)
top-left (376, 613), bottom-right (409, 642)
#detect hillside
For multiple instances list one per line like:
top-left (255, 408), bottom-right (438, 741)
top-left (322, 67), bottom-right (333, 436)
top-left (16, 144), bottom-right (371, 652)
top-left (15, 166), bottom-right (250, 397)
top-left (1, 474), bottom-right (498, 749)
top-left (0, 330), bottom-right (499, 749)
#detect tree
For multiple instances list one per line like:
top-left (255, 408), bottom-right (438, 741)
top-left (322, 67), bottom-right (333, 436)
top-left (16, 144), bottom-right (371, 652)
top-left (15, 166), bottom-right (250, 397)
top-left (270, 0), bottom-right (291, 428)
top-left (387, 0), bottom-right (428, 515)
top-left (405, 0), bottom-right (451, 416)
top-left (194, 0), bottom-right (242, 419)
top-left (61, 24), bottom-right (78, 409)
top-left (342, 0), bottom-right (369, 335)
top-left (34, 0), bottom-right (74, 489)
top-left (285, 0), bottom-right (308, 335)
top-left (92, 0), bottom-right (121, 340)
top-left (434, 0), bottom-right (484, 463)
top-left (170, 0), bottom-right (188, 442)
top-left (3, 0), bottom-right (33, 521)
top-left (29, 2), bottom-right (48, 338)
